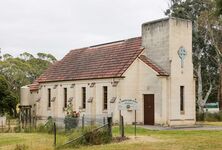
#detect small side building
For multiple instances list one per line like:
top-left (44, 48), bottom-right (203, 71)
top-left (20, 17), bottom-right (196, 126)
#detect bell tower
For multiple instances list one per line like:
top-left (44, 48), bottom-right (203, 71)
top-left (142, 17), bottom-right (195, 125)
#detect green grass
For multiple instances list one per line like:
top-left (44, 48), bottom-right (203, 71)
top-left (2, 126), bottom-right (222, 150)
top-left (197, 121), bottom-right (222, 126)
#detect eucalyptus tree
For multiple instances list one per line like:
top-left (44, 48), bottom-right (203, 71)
top-left (166, 0), bottom-right (221, 112)
top-left (0, 52), bottom-right (57, 116)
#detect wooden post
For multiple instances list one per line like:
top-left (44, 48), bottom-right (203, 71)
top-left (53, 122), bottom-right (56, 147)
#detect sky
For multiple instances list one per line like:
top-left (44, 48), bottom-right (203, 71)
top-left (0, 0), bottom-right (169, 60)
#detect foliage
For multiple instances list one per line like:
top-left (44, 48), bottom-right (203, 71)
top-left (78, 128), bottom-right (112, 146)
top-left (216, 0), bottom-right (222, 15)
top-left (0, 52), bottom-right (57, 116)
top-left (196, 111), bottom-right (222, 121)
top-left (0, 75), bottom-right (17, 116)
top-left (36, 117), bottom-right (54, 133)
top-left (44, 116), bottom-right (54, 133)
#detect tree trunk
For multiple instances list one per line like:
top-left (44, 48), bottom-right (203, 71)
top-left (220, 64), bottom-right (222, 110)
top-left (197, 61), bottom-right (203, 112)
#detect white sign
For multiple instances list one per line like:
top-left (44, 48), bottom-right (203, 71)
top-left (118, 99), bottom-right (138, 110)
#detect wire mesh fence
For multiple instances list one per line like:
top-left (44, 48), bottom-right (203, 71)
top-left (50, 115), bottom-right (113, 148)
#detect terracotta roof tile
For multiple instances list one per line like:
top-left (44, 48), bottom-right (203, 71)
top-left (29, 81), bottom-right (40, 91)
top-left (29, 37), bottom-right (169, 91)
top-left (139, 55), bottom-right (169, 76)
top-left (32, 37), bottom-right (142, 87)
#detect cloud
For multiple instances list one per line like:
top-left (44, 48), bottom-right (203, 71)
top-left (0, 0), bottom-right (168, 59)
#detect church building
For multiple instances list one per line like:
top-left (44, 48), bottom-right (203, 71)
top-left (20, 17), bottom-right (196, 126)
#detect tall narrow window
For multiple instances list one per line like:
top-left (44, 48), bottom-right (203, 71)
top-left (82, 87), bottom-right (86, 109)
top-left (64, 88), bottom-right (67, 108)
top-left (103, 86), bottom-right (108, 110)
top-left (48, 88), bottom-right (51, 108)
top-left (180, 86), bottom-right (184, 112)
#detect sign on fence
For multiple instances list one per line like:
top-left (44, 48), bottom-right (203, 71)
top-left (118, 99), bottom-right (138, 110)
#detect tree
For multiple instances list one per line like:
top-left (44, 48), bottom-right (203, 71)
top-left (37, 52), bottom-right (57, 63)
top-left (166, 0), bottom-right (221, 112)
top-left (216, 0), bottom-right (222, 15)
top-left (19, 52), bottom-right (34, 61)
top-left (197, 1), bottom-right (222, 109)
top-left (0, 75), bottom-right (17, 116)
top-left (0, 52), bottom-right (57, 116)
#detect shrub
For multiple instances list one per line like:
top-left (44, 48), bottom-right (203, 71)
top-left (197, 111), bottom-right (222, 122)
top-left (64, 103), bottom-right (80, 131)
top-left (36, 117), bottom-right (54, 133)
top-left (64, 116), bottom-right (79, 131)
top-left (196, 112), bottom-right (205, 121)
top-left (45, 116), bottom-right (54, 133)
top-left (77, 127), bottom-right (112, 145)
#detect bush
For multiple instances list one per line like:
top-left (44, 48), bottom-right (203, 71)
top-left (197, 111), bottom-right (222, 121)
top-left (36, 117), bottom-right (54, 133)
top-left (196, 112), bottom-right (205, 121)
top-left (64, 116), bottom-right (79, 131)
top-left (78, 127), bottom-right (112, 145)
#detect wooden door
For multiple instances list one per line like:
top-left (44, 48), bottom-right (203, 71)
top-left (144, 94), bottom-right (154, 125)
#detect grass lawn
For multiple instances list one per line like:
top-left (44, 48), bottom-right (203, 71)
top-left (197, 121), bottom-right (222, 126)
top-left (1, 126), bottom-right (222, 150)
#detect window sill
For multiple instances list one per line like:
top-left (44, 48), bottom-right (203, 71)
top-left (47, 107), bottom-right (51, 111)
top-left (102, 110), bottom-right (108, 113)
top-left (180, 111), bottom-right (185, 115)
top-left (79, 108), bottom-right (86, 112)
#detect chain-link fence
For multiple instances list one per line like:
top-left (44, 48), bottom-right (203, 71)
top-left (51, 115), bottom-right (112, 148)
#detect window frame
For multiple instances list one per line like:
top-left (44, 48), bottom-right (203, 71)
top-left (82, 87), bottom-right (86, 109)
top-left (48, 88), bottom-right (51, 108)
top-left (103, 86), bottom-right (108, 110)
top-left (180, 86), bottom-right (185, 114)
top-left (64, 88), bottom-right (68, 108)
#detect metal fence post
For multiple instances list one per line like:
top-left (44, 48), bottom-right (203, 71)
top-left (107, 117), bottom-right (112, 138)
top-left (121, 116), bottom-right (124, 138)
top-left (54, 122), bottom-right (56, 147)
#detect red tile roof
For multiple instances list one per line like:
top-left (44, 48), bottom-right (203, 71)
top-left (29, 37), bottom-right (168, 91)
top-left (30, 37), bottom-right (142, 89)
top-left (139, 55), bottom-right (169, 76)
top-left (29, 81), bottom-right (40, 92)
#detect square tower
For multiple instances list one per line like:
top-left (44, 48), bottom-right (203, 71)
top-left (142, 17), bottom-right (195, 125)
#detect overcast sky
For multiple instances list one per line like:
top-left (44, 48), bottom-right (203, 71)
top-left (0, 0), bottom-right (168, 60)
